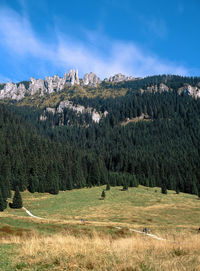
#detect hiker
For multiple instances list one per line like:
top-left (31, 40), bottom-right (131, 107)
top-left (143, 227), bottom-right (147, 233)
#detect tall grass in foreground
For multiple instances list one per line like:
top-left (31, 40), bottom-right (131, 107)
top-left (2, 232), bottom-right (200, 271)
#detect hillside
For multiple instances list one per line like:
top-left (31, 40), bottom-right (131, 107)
top-left (1, 74), bottom-right (200, 209)
top-left (1, 186), bottom-right (200, 270)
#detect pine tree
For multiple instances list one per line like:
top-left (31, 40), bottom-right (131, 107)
top-left (123, 180), bottom-right (128, 191)
top-left (101, 190), bottom-right (106, 199)
top-left (198, 186), bottom-right (200, 198)
top-left (106, 182), bottom-right (110, 191)
top-left (0, 189), bottom-right (5, 211)
top-left (161, 183), bottom-right (167, 194)
top-left (11, 186), bottom-right (23, 208)
top-left (176, 186), bottom-right (180, 194)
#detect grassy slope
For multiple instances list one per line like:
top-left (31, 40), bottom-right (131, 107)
top-left (13, 85), bottom-right (127, 109)
top-left (2, 185), bottom-right (200, 232)
top-left (1, 185), bottom-right (200, 270)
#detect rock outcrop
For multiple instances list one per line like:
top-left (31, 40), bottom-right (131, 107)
top-left (0, 69), bottom-right (80, 100)
top-left (29, 78), bottom-right (47, 96)
top-left (2, 70), bottom-right (200, 102)
top-left (141, 83), bottom-right (169, 93)
top-left (0, 82), bottom-right (26, 100)
top-left (108, 73), bottom-right (135, 83)
top-left (64, 69), bottom-right (79, 86)
top-left (57, 100), bottom-right (105, 123)
top-left (82, 72), bottom-right (101, 87)
top-left (178, 84), bottom-right (200, 99)
top-left (44, 75), bottom-right (65, 94)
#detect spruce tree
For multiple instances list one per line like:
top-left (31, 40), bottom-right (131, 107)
top-left (198, 187), bottom-right (200, 198)
top-left (176, 186), bottom-right (180, 194)
top-left (161, 183), bottom-right (167, 194)
top-left (101, 190), bottom-right (106, 199)
top-left (123, 180), bottom-right (128, 191)
top-left (0, 189), bottom-right (5, 211)
top-left (106, 182), bottom-right (110, 191)
top-left (12, 186), bottom-right (23, 208)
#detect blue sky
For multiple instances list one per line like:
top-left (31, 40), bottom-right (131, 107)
top-left (0, 0), bottom-right (199, 82)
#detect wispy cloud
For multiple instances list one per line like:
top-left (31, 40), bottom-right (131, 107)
top-left (0, 6), bottom-right (188, 82)
top-left (143, 17), bottom-right (168, 39)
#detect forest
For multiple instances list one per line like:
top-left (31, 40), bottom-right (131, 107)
top-left (1, 75), bottom-right (200, 210)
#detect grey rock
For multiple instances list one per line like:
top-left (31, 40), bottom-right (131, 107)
top-left (159, 83), bottom-right (169, 92)
top-left (57, 100), bottom-right (106, 123)
top-left (82, 72), bottom-right (101, 87)
top-left (29, 77), bottom-right (47, 96)
top-left (64, 69), bottom-right (79, 86)
top-left (178, 84), bottom-right (200, 99)
top-left (0, 82), bottom-right (26, 100)
top-left (44, 75), bottom-right (65, 94)
top-left (145, 83), bottom-right (169, 93)
top-left (108, 73), bottom-right (135, 83)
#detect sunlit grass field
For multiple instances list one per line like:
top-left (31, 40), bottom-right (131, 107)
top-left (1, 185), bottom-right (200, 270)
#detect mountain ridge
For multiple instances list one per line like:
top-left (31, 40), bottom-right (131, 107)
top-left (1, 72), bottom-right (200, 103)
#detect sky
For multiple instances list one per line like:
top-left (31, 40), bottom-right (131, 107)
top-left (0, 0), bottom-right (199, 82)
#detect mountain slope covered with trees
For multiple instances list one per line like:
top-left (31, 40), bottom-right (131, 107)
top-left (1, 75), bottom-right (200, 210)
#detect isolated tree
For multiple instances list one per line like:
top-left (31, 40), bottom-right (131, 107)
top-left (11, 186), bottom-right (23, 208)
top-left (106, 182), bottom-right (110, 191)
top-left (198, 187), bottom-right (200, 198)
top-left (161, 183), bottom-right (167, 194)
top-left (0, 189), bottom-right (6, 211)
top-left (101, 190), bottom-right (106, 199)
top-left (176, 185), bottom-right (180, 194)
top-left (123, 180), bottom-right (128, 191)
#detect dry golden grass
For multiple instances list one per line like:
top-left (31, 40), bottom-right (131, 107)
top-left (2, 187), bottom-right (200, 270)
top-left (4, 231), bottom-right (200, 271)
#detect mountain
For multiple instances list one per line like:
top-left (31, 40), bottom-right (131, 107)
top-left (1, 72), bottom-right (200, 210)
top-left (0, 69), bottom-right (140, 101)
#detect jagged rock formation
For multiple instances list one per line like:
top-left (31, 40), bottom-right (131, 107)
top-left (1, 70), bottom-right (200, 101)
top-left (178, 84), bottom-right (200, 99)
top-left (56, 100), bottom-right (106, 123)
top-left (29, 77), bottom-right (46, 96)
top-left (44, 76), bottom-right (65, 94)
top-left (138, 83), bottom-right (169, 94)
top-left (64, 69), bottom-right (79, 86)
top-left (0, 82), bottom-right (26, 100)
top-left (139, 82), bottom-right (200, 99)
top-left (0, 69), bottom-right (80, 100)
top-left (142, 83), bottom-right (169, 93)
top-left (82, 72), bottom-right (101, 87)
top-left (108, 73), bottom-right (135, 83)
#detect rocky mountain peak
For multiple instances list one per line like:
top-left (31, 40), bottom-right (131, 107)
top-left (108, 73), bottom-right (135, 83)
top-left (82, 72), bottom-right (101, 87)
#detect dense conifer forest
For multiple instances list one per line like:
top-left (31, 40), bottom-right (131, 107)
top-left (1, 75), bottom-right (200, 209)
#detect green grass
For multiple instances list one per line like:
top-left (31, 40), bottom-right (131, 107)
top-left (0, 244), bottom-right (15, 271)
top-left (1, 185), bottom-right (200, 270)
top-left (2, 185), bottom-right (200, 233)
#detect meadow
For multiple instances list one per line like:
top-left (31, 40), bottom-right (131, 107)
top-left (0, 185), bottom-right (200, 270)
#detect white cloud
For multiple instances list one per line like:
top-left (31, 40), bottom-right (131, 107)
top-left (0, 6), bottom-right (188, 81)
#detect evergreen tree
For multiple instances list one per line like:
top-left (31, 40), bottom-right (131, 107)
top-left (161, 183), bottom-right (167, 194)
top-left (101, 190), bottom-right (106, 199)
top-left (176, 186), bottom-right (180, 194)
top-left (106, 182), bottom-right (110, 191)
top-left (123, 180), bottom-right (128, 191)
top-left (198, 186), bottom-right (200, 198)
top-left (11, 186), bottom-right (23, 208)
top-left (0, 189), bottom-right (6, 211)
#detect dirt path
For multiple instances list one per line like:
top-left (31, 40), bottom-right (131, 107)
top-left (22, 207), bottom-right (43, 219)
top-left (22, 207), bottom-right (167, 241)
top-left (116, 226), bottom-right (167, 241)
